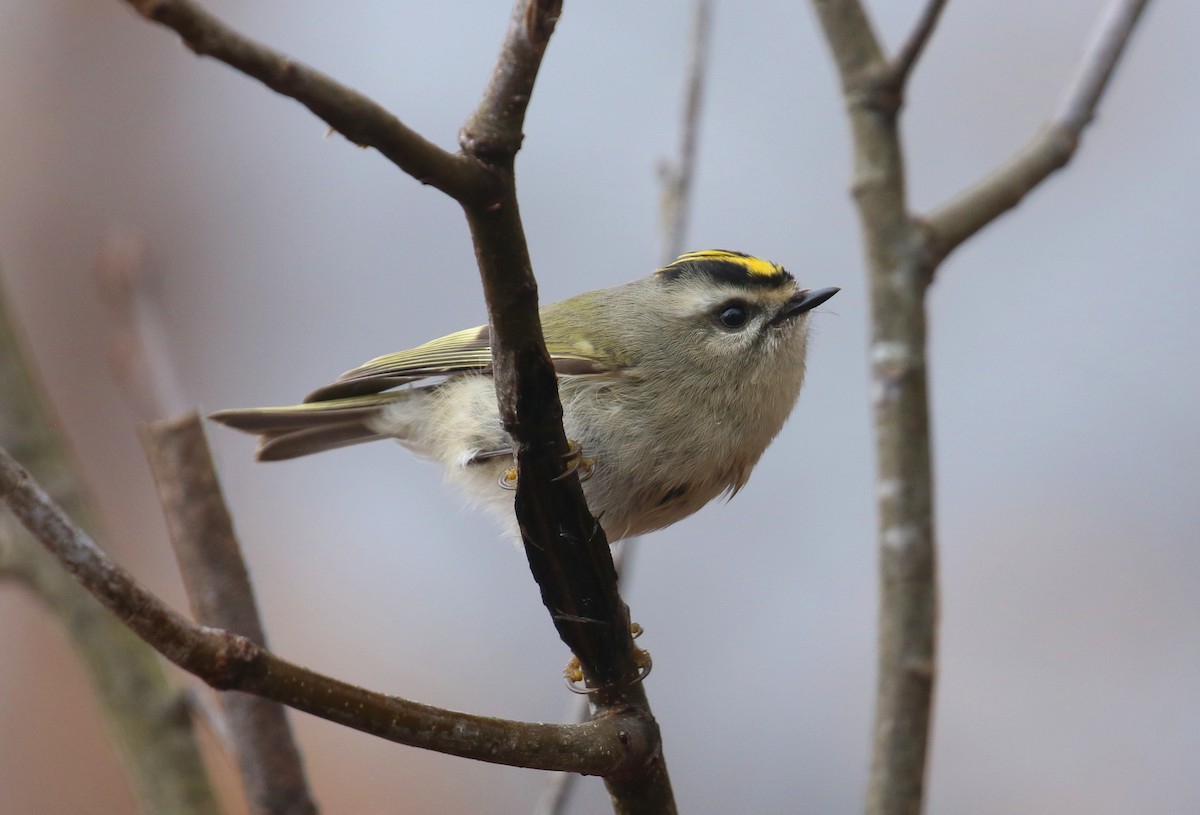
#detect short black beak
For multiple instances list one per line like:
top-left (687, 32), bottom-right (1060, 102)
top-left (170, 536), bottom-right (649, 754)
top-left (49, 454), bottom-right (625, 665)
top-left (778, 286), bottom-right (840, 321)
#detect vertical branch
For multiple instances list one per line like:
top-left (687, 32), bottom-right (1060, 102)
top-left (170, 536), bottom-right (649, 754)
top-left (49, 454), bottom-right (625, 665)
top-left (812, 2), bottom-right (1153, 814)
top-left (459, 3), bottom-right (676, 812)
top-left (658, 0), bottom-right (713, 264)
top-left (140, 415), bottom-right (318, 815)
top-left (459, 0), bottom-right (647, 695)
top-left (0, 275), bottom-right (222, 815)
top-left (810, 3), bottom-right (941, 815)
top-left (98, 230), bottom-right (317, 815)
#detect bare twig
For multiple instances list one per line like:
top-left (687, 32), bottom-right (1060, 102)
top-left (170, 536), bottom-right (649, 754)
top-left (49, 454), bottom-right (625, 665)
top-left (1055, 0), bottom-right (1152, 130)
top-left (120, 0), bottom-right (674, 808)
top-left (97, 234), bottom-right (187, 420)
top-left (0, 443), bottom-right (658, 776)
top-left (456, 6), bottom-right (676, 811)
top-left (885, 0), bottom-right (949, 89)
top-left (117, 0), bottom-right (491, 204)
top-left (659, 0), bottom-right (713, 263)
top-left (923, 0), bottom-right (1152, 263)
top-left (140, 415), bottom-right (317, 815)
top-left (459, 0), bottom-right (645, 699)
top-left (0, 523), bottom-right (223, 815)
top-left (0, 276), bottom-right (221, 815)
top-left (811, 1), bottom-right (1152, 814)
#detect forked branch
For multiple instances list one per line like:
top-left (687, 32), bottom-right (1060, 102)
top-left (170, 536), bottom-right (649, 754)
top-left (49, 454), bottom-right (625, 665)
top-left (811, 2), bottom-right (1153, 815)
top-left (0, 442), bottom-right (657, 776)
top-left (886, 0), bottom-right (948, 88)
top-left (923, 0), bottom-right (1153, 263)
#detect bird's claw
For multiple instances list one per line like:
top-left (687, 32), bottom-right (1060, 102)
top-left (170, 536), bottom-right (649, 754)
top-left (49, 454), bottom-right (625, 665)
top-left (498, 440), bottom-right (595, 491)
top-left (563, 623), bottom-right (651, 694)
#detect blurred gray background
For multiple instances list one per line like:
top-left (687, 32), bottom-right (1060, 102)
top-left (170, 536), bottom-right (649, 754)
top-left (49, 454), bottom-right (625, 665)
top-left (2, 1), bottom-right (1197, 813)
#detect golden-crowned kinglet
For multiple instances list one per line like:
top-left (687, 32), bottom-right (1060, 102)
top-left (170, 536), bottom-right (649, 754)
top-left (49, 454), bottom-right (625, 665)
top-left (211, 250), bottom-right (838, 540)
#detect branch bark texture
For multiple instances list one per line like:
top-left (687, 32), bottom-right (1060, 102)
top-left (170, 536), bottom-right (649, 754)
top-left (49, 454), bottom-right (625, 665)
top-left (140, 415), bottom-right (317, 815)
top-left (811, 1), bottom-right (1153, 814)
top-left (0, 443), bottom-right (658, 776)
top-left (457, 4), bottom-right (675, 810)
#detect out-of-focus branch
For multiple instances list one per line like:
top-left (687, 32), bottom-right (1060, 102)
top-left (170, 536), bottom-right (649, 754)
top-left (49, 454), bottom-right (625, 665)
top-left (98, 235), bottom-right (185, 420)
top-left (140, 416), bottom-right (318, 815)
top-left (811, 1), bottom-right (1153, 814)
top-left (0, 443), bottom-right (659, 776)
top-left (812, 8), bottom-right (935, 815)
top-left (884, 0), bottom-right (948, 89)
top-left (97, 231), bottom-right (316, 815)
top-left (0, 276), bottom-right (221, 815)
top-left (658, 0), bottom-right (712, 265)
top-left (923, 0), bottom-right (1152, 264)
top-left (117, 0), bottom-right (493, 204)
top-left (0, 525), bottom-right (223, 815)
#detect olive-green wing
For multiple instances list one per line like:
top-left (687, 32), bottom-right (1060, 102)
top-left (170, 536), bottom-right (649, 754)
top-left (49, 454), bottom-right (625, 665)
top-left (305, 324), bottom-right (617, 402)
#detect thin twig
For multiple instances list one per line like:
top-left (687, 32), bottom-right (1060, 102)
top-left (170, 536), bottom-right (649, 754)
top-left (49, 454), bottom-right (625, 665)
top-left (659, 0), bottom-right (713, 263)
top-left (885, 0), bottom-right (949, 89)
top-left (140, 415), bottom-right (318, 815)
top-left (97, 234), bottom-right (187, 421)
top-left (0, 442), bottom-right (658, 776)
top-left (1054, 0), bottom-right (1152, 130)
top-left (459, 0), bottom-right (646, 700)
top-left (117, 0), bottom-right (491, 204)
top-left (923, 0), bottom-right (1152, 263)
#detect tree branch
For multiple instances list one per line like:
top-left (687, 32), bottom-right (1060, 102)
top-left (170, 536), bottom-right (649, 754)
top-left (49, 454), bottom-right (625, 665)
top-left (0, 444), bottom-right (658, 777)
top-left (885, 0), bottom-right (949, 89)
top-left (114, 0), bottom-right (674, 808)
top-left (140, 415), bottom-right (317, 815)
top-left (457, 3), bottom-right (675, 812)
top-left (922, 0), bottom-right (1152, 263)
top-left (813, 2), bottom-right (1153, 814)
top-left (0, 275), bottom-right (221, 815)
top-left (811, 4), bottom-right (936, 815)
top-left (538, 3), bottom-right (713, 809)
top-left (658, 0), bottom-right (713, 264)
top-left (118, 0), bottom-right (492, 204)
top-left (459, 0), bottom-right (642, 694)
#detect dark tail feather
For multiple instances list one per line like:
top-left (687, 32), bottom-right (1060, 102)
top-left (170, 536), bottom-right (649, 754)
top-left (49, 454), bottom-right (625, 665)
top-left (210, 393), bottom-right (404, 460)
top-left (256, 421), bottom-right (385, 461)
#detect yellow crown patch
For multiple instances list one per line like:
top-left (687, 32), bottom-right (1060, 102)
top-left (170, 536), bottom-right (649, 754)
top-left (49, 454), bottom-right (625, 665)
top-left (657, 250), bottom-right (792, 287)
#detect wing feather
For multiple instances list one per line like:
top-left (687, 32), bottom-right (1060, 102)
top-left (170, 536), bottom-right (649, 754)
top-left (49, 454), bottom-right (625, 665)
top-left (305, 324), bottom-right (619, 402)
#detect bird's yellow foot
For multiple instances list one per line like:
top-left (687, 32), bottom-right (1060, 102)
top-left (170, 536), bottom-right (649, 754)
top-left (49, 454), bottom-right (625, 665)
top-left (498, 465), bottom-right (518, 491)
top-left (497, 441), bottom-right (595, 491)
top-left (563, 622), bottom-right (651, 693)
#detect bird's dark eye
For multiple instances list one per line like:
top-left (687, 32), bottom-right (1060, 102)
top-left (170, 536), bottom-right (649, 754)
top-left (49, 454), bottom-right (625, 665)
top-left (717, 302), bottom-right (750, 329)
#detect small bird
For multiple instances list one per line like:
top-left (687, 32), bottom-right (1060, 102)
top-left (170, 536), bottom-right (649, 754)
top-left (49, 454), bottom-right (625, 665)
top-left (210, 250), bottom-right (838, 541)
